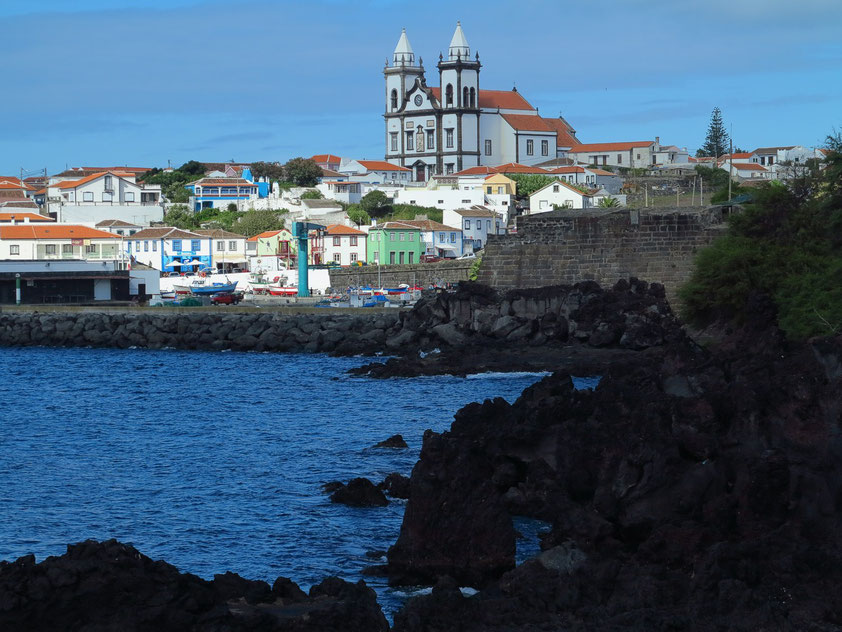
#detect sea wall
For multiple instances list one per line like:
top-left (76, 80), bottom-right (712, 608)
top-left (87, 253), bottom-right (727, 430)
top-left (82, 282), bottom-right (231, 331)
top-left (329, 260), bottom-right (473, 290)
top-left (0, 310), bottom-right (402, 355)
top-left (478, 207), bottom-right (725, 299)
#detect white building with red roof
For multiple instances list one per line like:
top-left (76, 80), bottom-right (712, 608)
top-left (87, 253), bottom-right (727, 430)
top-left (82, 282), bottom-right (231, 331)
top-left (384, 23), bottom-right (580, 181)
top-left (323, 224), bottom-right (367, 266)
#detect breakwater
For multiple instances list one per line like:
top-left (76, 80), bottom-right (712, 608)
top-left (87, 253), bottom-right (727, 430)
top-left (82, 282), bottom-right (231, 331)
top-left (0, 309), bottom-right (402, 354)
top-left (328, 259), bottom-right (473, 289)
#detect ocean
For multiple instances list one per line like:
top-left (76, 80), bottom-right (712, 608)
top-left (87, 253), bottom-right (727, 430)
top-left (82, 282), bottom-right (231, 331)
top-left (0, 346), bottom-right (595, 615)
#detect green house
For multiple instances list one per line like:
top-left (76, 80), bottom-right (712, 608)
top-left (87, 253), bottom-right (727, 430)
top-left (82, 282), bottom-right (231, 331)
top-left (367, 221), bottom-right (423, 265)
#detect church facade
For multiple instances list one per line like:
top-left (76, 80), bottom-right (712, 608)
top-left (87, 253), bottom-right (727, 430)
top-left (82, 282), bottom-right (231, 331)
top-left (384, 23), bottom-right (579, 182)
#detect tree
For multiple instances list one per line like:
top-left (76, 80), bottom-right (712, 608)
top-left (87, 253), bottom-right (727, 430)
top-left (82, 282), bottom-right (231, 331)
top-left (597, 196), bottom-right (621, 208)
top-left (163, 204), bottom-right (196, 229)
top-left (250, 161), bottom-right (285, 181)
top-left (231, 210), bottom-right (286, 238)
top-left (179, 160), bottom-right (206, 176)
top-left (300, 190), bottom-right (324, 200)
top-left (346, 204), bottom-right (370, 226)
top-left (508, 174), bottom-right (556, 198)
top-left (697, 107), bottom-right (730, 158)
top-left (283, 157), bottom-right (322, 187)
top-left (360, 190), bottom-right (392, 218)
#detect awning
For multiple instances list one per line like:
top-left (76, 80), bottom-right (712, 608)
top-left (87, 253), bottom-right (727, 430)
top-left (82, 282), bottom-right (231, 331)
top-left (437, 245), bottom-right (458, 251)
top-left (217, 256), bottom-right (248, 263)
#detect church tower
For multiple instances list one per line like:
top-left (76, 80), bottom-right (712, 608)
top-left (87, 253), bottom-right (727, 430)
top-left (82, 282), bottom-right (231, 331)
top-left (384, 28), bottom-right (425, 115)
top-left (437, 22), bottom-right (481, 172)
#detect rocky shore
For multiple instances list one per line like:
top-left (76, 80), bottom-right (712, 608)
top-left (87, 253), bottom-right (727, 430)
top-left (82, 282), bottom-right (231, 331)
top-left (4, 283), bottom-right (842, 629)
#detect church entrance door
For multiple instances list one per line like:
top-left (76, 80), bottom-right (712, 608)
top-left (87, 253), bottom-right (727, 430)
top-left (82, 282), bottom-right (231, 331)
top-left (415, 164), bottom-right (426, 182)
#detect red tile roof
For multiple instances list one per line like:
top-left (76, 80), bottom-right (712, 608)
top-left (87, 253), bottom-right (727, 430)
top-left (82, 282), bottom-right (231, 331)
top-left (374, 221), bottom-right (422, 231)
top-left (54, 171), bottom-right (136, 189)
top-left (754, 146), bottom-right (795, 153)
top-left (500, 113), bottom-right (553, 132)
top-left (311, 154), bottom-right (342, 164)
top-left (429, 88), bottom-right (534, 111)
top-left (247, 230), bottom-right (288, 242)
top-left (0, 181), bottom-right (31, 190)
top-left (0, 212), bottom-right (54, 222)
top-left (357, 160), bottom-right (411, 172)
top-left (0, 225), bottom-right (118, 239)
top-left (453, 166), bottom-right (497, 176)
top-left (541, 117), bottom-right (579, 147)
top-left (324, 224), bottom-right (367, 235)
top-left (568, 141), bottom-right (653, 153)
top-left (547, 166), bottom-right (586, 174)
top-left (588, 168), bottom-right (616, 176)
top-left (494, 163), bottom-right (551, 174)
top-left (392, 219), bottom-right (459, 232)
top-left (731, 163), bottom-right (767, 171)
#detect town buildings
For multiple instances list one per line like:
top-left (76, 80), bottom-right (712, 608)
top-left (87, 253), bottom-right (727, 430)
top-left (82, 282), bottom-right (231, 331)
top-left (442, 207), bottom-right (501, 252)
top-left (0, 224), bottom-right (124, 262)
top-left (185, 167), bottom-right (268, 212)
top-left (323, 224), bottom-right (367, 266)
top-left (367, 222), bottom-right (423, 264)
top-left (126, 227), bottom-right (213, 274)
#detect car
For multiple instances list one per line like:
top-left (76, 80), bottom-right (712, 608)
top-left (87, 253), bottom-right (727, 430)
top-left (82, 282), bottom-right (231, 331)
top-left (210, 291), bottom-right (243, 305)
top-left (420, 254), bottom-right (443, 263)
top-left (457, 252), bottom-right (477, 259)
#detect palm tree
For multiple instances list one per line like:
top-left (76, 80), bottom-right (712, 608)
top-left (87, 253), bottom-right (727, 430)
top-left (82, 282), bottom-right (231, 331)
top-left (597, 196), bottom-right (620, 208)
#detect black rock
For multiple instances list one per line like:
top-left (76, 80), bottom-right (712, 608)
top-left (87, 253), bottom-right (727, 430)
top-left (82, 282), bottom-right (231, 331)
top-left (373, 434), bottom-right (409, 449)
top-left (379, 472), bottom-right (411, 499)
top-left (330, 478), bottom-right (389, 507)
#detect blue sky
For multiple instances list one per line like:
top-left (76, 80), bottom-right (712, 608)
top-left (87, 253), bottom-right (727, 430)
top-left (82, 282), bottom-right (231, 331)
top-left (2, 0), bottom-right (841, 175)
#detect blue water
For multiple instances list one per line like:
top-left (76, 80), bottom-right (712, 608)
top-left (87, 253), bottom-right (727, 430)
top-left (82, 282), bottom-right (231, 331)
top-left (0, 347), bottom-right (595, 616)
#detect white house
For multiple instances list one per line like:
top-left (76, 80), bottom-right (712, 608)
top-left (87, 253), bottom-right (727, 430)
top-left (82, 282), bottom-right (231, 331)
top-left (567, 141), bottom-right (655, 169)
top-left (443, 206), bottom-right (501, 252)
top-left (46, 170), bottom-right (164, 226)
top-left (317, 180), bottom-right (363, 205)
top-left (529, 180), bottom-right (595, 214)
top-left (323, 224), bottom-right (367, 266)
top-left (194, 229), bottom-right (248, 273)
top-left (393, 186), bottom-right (485, 211)
top-left (394, 219), bottom-right (463, 258)
top-left (651, 137), bottom-right (690, 165)
top-left (339, 160), bottom-right (412, 184)
top-left (723, 162), bottom-right (769, 181)
top-left (95, 219), bottom-right (143, 236)
top-left (0, 224), bottom-right (124, 262)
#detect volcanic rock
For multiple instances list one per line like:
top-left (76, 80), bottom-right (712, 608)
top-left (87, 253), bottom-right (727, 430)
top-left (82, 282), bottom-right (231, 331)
top-left (329, 478), bottom-right (389, 507)
top-left (373, 434), bottom-right (408, 449)
top-left (379, 472), bottom-right (410, 499)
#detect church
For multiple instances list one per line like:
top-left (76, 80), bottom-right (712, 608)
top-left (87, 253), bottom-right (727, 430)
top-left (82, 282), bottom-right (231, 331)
top-left (384, 23), bottom-right (580, 182)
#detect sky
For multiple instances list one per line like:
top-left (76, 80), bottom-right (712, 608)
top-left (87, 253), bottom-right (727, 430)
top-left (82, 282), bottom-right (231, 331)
top-left (1, 0), bottom-right (841, 176)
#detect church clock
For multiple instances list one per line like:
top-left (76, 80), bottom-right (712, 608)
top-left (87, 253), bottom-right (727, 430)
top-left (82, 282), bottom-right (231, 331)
top-left (414, 95), bottom-right (423, 106)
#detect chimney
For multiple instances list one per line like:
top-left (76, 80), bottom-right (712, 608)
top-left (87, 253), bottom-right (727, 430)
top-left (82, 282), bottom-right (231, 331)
top-left (23, 217), bottom-right (30, 224)
top-left (10, 215), bottom-right (15, 225)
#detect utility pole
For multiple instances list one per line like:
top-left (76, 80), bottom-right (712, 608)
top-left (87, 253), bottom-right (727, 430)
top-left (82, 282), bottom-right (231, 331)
top-left (728, 137), bottom-right (733, 203)
top-left (700, 177), bottom-right (703, 206)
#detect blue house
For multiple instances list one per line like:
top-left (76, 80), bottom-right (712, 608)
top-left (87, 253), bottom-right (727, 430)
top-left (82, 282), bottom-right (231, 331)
top-left (185, 168), bottom-right (269, 212)
top-left (124, 227), bottom-right (213, 273)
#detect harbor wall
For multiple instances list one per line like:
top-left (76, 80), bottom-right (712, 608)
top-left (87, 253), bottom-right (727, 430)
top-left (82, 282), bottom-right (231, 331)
top-left (477, 207), bottom-right (726, 300)
top-left (328, 260), bottom-right (473, 290)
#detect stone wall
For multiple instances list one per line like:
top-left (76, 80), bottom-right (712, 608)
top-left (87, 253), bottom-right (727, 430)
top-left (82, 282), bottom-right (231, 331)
top-left (329, 260), bottom-right (473, 289)
top-left (478, 207), bottom-right (725, 299)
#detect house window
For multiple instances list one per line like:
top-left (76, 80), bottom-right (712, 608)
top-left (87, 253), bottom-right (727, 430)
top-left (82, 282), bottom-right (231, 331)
top-left (399, 232), bottom-right (405, 241)
top-left (125, 192), bottom-right (135, 202)
top-left (617, 154), bottom-right (622, 164)
top-left (144, 241), bottom-right (149, 252)
top-left (406, 132), bottom-right (414, 150)
top-left (446, 163), bottom-right (454, 174)
top-left (399, 252), bottom-right (405, 264)
top-left (589, 156), bottom-right (598, 164)
top-left (217, 240), bottom-right (224, 251)
top-left (172, 239), bottom-right (182, 251)
top-left (462, 86), bottom-right (468, 107)
top-left (445, 84), bottom-right (453, 107)
top-left (83, 192), bottom-right (93, 202)
top-left (446, 128), bottom-right (454, 148)
top-left (333, 253), bottom-right (341, 263)
top-left (135, 240), bottom-right (141, 250)
top-left (333, 236), bottom-right (341, 246)
top-left (10, 245), bottom-right (19, 255)
top-left (45, 244), bottom-right (56, 254)
top-left (390, 233), bottom-right (395, 241)
top-left (450, 232), bottom-right (456, 242)
top-left (85, 245), bottom-right (96, 254)
top-left (526, 139), bottom-right (534, 156)
top-left (636, 153), bottom-right (641, 160)
top-left (464, 220), bottom-right (470, 229)
top-left (469, 87), bottom-right (475, 108)
top-left (426, 130), bottom-right (434, 150)
top-left (553, 185), bottom-right (559, 192)
top-left (127, 242), bottom-right (131, 253)
top-left (542, 140), bottom-right (549, 156)
top-left (408, 232), bottom-right (414, 240)
top-left (102, 192), bottom-right (113, 202)
top-left (485, 140), bottom-right (492, 155)
top-left (408, 252), bottom-right (414, 263)
top-left (390, 132), bottom-right (398, 151)
top-left (228, 240), bottom-right (236, 250)
top-left (487, 186), bottom-right (492, 194)
top-left (350, 236), bottom-right (358, 246)
top-left (498, 186), bottom-right (504, 194)
top-left (152, 241), bottom-right (157, 252)
top-left (486, 220), bottom-right (491, 231)
top-left (439, 232), bottom-right (445, 242)
top-left (104, 175), bottom-right (112, 189)
top-left (62, 244), bottom-right (73, 254)
top-left (191, 239), bottom-right (200, 251)
top-left (461, 199), bottom-right (471, 203)
top-left (390, 89), bottom-right (398, 110)
top-left (390, 252), bottom-right (395, 264)
top-left (350, 253), bottom-right (358, 262)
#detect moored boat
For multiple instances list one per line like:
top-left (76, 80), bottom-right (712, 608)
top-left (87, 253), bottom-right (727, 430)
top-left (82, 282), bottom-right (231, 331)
top-left (190, 281), bottom-right (239, 295)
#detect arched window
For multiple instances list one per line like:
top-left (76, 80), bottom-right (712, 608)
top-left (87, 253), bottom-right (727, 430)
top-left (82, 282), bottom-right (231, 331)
top-left (462, 87), bottom-right (468, 107)
top-left (445, 84), bottom-right (453, 107)
top-left (416, 125), bottom-right (424, 152)
top-left (390, 89), bottom-right (398, 110)
top-left (469, 87), bottom-right (476, 108)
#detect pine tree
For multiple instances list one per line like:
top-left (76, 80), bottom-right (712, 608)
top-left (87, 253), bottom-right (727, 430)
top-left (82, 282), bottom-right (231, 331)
top-left (697, 107), bottom-right (730, 157)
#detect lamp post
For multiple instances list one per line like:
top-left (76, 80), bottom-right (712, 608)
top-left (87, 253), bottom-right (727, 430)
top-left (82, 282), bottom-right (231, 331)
top-left (15, 273), bottom-right (21, 305)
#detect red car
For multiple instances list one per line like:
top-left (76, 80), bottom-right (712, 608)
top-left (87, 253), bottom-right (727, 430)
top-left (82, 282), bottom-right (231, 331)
top-left (420, 254), bottom-right (443, 263)
top-left (210, 291), bottom-right (243, 305)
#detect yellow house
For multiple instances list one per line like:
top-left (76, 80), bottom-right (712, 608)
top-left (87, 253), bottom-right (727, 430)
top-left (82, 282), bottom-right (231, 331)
top-left (483, 173), bottom-right (516, 196)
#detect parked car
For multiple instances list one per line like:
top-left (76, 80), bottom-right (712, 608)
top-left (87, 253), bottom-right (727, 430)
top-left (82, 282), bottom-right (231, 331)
top-left (420, 254), bottom-right (443, 263)
top-left (210, 291), bottom-right (243, 305)
top-left (457, 252), bottom-right (477, 259)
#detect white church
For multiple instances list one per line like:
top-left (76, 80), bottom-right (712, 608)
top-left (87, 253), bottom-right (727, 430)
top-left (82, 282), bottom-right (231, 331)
top-left (384, 22), bottom-right (580, 181)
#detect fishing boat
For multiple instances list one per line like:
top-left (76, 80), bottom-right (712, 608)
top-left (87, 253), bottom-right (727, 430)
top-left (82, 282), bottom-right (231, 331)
top-left (248, 272), bottom-right (272, 295)
top-left (190, 281), bottom-right (239, 295)
top-left (267, 284), bottom-right (298, 297)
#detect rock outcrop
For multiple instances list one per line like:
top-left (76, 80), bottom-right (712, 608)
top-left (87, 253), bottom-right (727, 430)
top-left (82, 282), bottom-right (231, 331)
top-left (386, 299), bottom-right (842, 630)
top-left (0, 539), bottom-right (388, 631)
top-left (329, 478), bottom-right (389, 507)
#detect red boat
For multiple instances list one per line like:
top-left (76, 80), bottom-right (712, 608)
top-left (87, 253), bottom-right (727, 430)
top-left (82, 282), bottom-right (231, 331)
top-left (268, 285), bottom-right (298, 296)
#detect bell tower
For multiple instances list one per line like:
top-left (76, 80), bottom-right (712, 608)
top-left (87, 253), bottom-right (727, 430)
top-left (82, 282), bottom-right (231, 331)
top-left (384, 28), bottom-right (424, 115)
